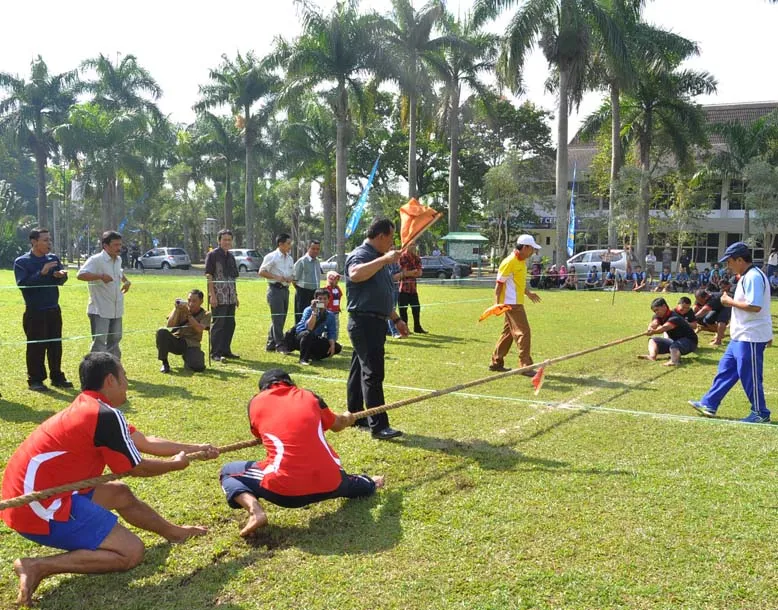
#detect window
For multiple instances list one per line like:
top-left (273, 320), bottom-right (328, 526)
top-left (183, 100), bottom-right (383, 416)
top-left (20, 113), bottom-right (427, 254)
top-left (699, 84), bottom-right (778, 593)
top-left (728, 180), bottom-right (746, 210)
top-left (690, 233), bottom-right (720, 264)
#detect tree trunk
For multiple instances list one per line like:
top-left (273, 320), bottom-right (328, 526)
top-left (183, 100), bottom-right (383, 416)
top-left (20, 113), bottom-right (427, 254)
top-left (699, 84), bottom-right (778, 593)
top-left (555, 68), bottom-right (570, 265)
top-left (116, 178), bottom-right (126, 229)
top-left (101, 179), bottom-right (113, 232)
top-left (608, 83), bottom-right (621, 248)
top-left (224, 165), bottom-right (233, 230)
top-left (637, 133), bottom-right (652, 265)
top-left (322, 173), bottom-right (334, 258)
top-left (335, 82), bottom-right (348, 270)
top-left (408, 91), bottom-right (418, 199)
top-left (744, 198), bottom-right (750, 241)
top-left (244, 107), bottom-right (255, 248)
top-left (35, 149), bottom-right (48, 227)
top-left (448, 84), bottom-right (461, 233)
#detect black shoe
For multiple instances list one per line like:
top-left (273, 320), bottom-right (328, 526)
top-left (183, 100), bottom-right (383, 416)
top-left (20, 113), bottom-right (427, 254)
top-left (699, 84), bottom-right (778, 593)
top-left (520, 369), bottom-right (536, 378)
top-left (488, 364), bottom-right (510, 372)
top-left (29, 382), bottom-right (49, 392)
top-left (224, 353), bottom-right (241, 359)
top-left (265, 345), bottom-right (276, 352)
top-left (160, 362), bottom-right (171, 374)
top-left (372, 427), bottom-right (403, 440)
top-left (414, 328), bottom-right (429, 334)
top-left (277, 347), bottom-right (291, 355)
top-left (352, 421), bottom-right (371, 431)
top-left (212, 355), bottom-right (222, 362)
top-left (51, 378), bottom-right (74, 389)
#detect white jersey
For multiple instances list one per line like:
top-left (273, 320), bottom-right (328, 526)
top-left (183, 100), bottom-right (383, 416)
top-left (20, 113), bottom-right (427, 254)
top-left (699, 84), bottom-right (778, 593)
top-left (730, 266), bottom-right (772, 343)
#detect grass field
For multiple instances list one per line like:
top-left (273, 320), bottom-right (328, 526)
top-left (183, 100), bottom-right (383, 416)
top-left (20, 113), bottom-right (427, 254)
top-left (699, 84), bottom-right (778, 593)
top-left (1, 270), bottom-right (778, 609)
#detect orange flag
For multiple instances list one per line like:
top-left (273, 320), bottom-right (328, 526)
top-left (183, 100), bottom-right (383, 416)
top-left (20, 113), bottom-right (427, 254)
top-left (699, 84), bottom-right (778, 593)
top-left (400, 198), bottom-right (443, 248)
top-left (531, 367), bottom-right (546, 395)
top-left (478, 303), bottom-right (512, 322)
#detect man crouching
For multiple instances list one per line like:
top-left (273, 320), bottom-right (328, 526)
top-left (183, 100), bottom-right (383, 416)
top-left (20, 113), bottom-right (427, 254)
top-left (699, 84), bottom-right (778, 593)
top-left (156, 289), bottom-right (211, 374)
top-left (219, 369), bottom-right (384, 537)
top-left (1, 353), bottom-right (219, 606)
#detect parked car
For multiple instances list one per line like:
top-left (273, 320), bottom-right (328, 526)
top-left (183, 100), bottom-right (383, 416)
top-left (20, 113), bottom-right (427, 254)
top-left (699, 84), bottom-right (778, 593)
top-left (230, 248), bottom-right (262, 272)
top-left (420, 255), bottom-right (472, 279)
top-left (320, 253), bottom-right (353, 275)
top-left (137, 247), bottom-right (191, 270)
top-left (566, 249), bottom-right (629, 279)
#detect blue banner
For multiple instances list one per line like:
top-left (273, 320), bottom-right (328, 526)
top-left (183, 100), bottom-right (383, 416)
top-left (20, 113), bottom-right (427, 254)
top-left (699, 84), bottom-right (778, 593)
top-left (118, 217), bottom-right (128, 232)
top-left (345, 156), bottom-right (380, 238)
top-left (566, 163), bottom-right (577, 258)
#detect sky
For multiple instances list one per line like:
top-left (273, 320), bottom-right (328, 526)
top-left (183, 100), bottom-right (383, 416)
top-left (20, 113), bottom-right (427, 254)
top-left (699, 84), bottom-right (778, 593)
top-left (2, 0), bottom-right (777, 143)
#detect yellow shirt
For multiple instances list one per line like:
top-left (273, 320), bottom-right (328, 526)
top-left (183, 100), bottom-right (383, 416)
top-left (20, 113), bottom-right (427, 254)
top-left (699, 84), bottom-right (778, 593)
top-left (496, 252), bottom-right (527, 305)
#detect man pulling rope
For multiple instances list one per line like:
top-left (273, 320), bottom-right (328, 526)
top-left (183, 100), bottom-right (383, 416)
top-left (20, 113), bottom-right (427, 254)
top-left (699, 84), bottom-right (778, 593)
top-left (0, 353), bottom-right (220, 607)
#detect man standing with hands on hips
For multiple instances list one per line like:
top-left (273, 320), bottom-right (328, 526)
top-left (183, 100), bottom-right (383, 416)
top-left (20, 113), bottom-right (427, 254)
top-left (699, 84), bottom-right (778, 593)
top-left (205, 229), bottom-right (240, 362)
top-left (689, 242), bottom-right (773, 423)
top-left (14, 228), bottom-right (74, 391)
top-left (259, 233), bottom-right (295, 354)
top-left (489, 234), bottom-right (542, 375)
top-left (77, 231), bottom-right (131, 360)
top-left (346, 218), bottom-right (408, 440)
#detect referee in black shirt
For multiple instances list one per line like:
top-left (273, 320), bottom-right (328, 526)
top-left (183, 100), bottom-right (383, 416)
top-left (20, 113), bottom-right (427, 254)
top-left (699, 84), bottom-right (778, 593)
top-left (345, 219), bottom-right (409, 440)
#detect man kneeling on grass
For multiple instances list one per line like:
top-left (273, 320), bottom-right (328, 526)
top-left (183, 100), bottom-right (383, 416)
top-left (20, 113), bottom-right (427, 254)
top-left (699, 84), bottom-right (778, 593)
top-left (640, 297), bottom-right (698, 366)
top-left (219, 369), bottom-right (383, 537)
top-left (1, 352), bottom-right (219, 607)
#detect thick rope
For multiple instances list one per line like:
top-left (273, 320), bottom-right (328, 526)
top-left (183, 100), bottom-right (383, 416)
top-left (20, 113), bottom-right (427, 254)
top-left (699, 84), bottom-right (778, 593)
top-left (353, 331), bottom-right (646, 421)
top-left (0, 438), bottom-right (260, 511)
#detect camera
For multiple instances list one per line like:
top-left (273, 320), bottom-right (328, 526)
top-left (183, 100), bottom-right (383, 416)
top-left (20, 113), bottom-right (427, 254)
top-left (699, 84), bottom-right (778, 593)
top-left (175, 298), bottom-right (186, 306)
top-left (316, 301), bottom-right (326, 310)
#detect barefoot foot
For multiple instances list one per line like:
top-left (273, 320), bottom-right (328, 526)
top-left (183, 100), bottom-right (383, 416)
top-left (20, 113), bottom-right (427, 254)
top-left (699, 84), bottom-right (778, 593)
top-left (165, 525), bottom-right (208, 543)
top-left (372, 475), bottom-right (386, 489)
top-left (637, 355), bottom-right (656, 361)
top-left (663, 360), bottom-right (679, 367)
top-left (14, 558), bottom-right (43, 607)
top-left (239, 511), bottom-right (268, 537)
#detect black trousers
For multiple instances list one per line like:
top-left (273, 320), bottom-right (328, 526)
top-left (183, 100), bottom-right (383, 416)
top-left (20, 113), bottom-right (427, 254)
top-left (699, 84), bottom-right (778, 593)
top-left (298, 330), bottom-right (342, 361)
top-left (294, 287), bottom-right (316, 325)
top-left (23, 307), bottom-right (65, 385)
top-left (211, 304), bottom-right (236, 357)
top-left (347, 315), bottom-right (390, 432)
top-left (156, 329), bottom-right (206, 371)
top-left (398, 292), bottom-right (422, 330)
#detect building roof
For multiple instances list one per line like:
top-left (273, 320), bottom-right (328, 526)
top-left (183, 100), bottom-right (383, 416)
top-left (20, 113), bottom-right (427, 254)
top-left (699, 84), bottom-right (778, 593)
top-left (440, 232), bottom-right (489, 242)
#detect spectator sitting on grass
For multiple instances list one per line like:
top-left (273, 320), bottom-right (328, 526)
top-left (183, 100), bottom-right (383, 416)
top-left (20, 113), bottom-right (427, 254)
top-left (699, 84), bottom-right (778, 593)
top-left (689, 267), bottom-right (700, 290)
top-left (545, 265), bottom-right (559, 289)
top-left (530, 263), bottom-right (541, 288)
top-left (631, 266), bottom-right (647, 292)
top-left (584, 266), bottom-right (600, 290)
top-left (654, 267), bottom-right (672, 292)
top-left (563, 268), bottom-right (577, 290)
top-left (294, 288), bottom-right (342, 365)
top-left (558, 264), bottom-right (568, 287)
top-left (673, 267), bottom-right (690, 292)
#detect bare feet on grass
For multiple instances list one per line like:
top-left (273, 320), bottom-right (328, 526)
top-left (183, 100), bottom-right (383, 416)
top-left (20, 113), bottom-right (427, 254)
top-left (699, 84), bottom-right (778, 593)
top-left (663, 360), bottom-right (679, 367)
top-left (165, 525), bottom-right (208, 543)
top-left (240, 510), bottom-right (268, 537)
top-left (637, 355), bottom-right (656, 361)
top-left (14, 558), bottom-right (42, 607)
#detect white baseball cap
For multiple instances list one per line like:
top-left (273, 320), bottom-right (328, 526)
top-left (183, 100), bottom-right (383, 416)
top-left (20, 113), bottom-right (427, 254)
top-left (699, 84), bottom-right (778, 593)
top-left (516, 234), bottom-right (541, 250)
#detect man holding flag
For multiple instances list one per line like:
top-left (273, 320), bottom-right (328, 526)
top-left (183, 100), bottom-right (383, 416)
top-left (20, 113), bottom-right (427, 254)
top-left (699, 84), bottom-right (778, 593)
top-left (489, 235), bottom-right (542, 375)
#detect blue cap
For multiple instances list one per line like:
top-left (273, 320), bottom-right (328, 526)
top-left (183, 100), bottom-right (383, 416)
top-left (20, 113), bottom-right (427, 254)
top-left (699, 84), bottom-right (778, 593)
top-left (719, 241), bottom-right (750, 264)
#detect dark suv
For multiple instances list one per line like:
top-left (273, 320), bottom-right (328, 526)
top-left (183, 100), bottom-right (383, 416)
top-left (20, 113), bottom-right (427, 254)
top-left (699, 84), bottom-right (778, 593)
top-left (420, 256), bottom-right (472, 279)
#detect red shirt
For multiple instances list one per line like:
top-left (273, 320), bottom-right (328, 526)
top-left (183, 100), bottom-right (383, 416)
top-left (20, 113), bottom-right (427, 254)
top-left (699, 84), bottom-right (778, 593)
top-left (325, 285), bottom-right (342, 313)
top-left (1, 391), bottom-right (141, 535)
top-left (399, 252), bottom-right (422, 294)
top-left (247, 384), bottom-right (342, 496)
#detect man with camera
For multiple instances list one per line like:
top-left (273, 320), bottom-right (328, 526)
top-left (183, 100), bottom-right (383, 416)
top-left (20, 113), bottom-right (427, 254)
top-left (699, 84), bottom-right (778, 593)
top-left (156, 289), bottom-right (212, 373)
top-left (294, 288), bottom-right (342, 365)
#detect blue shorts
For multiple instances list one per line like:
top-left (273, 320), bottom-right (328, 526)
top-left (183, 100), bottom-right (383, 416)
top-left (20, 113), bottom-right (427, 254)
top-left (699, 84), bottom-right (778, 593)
top-left (18, 490), bottom-right (118, 551)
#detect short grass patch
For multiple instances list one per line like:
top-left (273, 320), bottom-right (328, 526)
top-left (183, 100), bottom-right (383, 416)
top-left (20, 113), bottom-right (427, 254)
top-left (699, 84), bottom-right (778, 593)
top-left (1, 271), bottom-right (777, 609)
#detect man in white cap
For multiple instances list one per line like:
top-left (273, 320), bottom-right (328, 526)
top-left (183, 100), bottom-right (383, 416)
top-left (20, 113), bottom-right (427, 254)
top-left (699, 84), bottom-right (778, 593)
top-left (689, 242), bottom-right (773, 423)
top-left (489, 234), bottom-right (542, 375)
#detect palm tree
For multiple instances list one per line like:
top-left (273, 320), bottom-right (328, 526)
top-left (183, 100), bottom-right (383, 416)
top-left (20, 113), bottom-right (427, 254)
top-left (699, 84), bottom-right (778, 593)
top-left (381, 0), bottom-right (445, 199)
top-left (196, 52), bottom-right (279, 247)
top-left (427, 12), bottom-right (497, 232)
top-left (581, 62), bottom-right (717, 261)
top-left (587, 0), bottom-right (698, 247)
top-left (474, 0), bottom-right (629, 263)
top-left (708, 112), bottom-right (778, 239)
top-left (194, 112), bottom-right (243, 230)
top-left (80, 54), bottom-right (162, 118)
top-left (0, 56), bottom-right (76, 226)
top-left (281, 0), bottom-right (383, 268)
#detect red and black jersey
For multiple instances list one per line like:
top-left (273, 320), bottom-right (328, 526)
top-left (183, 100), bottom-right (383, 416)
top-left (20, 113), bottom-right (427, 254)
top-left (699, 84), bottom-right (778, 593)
top-left (1, 391), bottom-right (142, 534)
top-left (653, 310), bottom-right (697, 342)
top-left (245, 384), bottom-right (342, 496)
top-left (325, 285), bottom-right (342, 313)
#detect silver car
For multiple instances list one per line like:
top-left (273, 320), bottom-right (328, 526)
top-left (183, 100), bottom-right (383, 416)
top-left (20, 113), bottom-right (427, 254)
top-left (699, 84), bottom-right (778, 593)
top-left (137, 247), bottom-right (191, 270)
top-left (566, 249), bottom-right (628, 279)
top-left (230, 248), bottom-right (262, 273)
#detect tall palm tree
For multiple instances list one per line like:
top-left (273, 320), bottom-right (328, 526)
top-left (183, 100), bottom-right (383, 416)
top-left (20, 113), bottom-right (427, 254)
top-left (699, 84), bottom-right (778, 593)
top-left (381, 0), bottom-right (445, 199)
top-left (196, 52), bottom-right (279, 247)
top-left (282, 0), bottom-right (383, 268)
top-left (427, 12), bottom-right (497, 232)
top-left (475, 0), bottom-right (629, 262)
top-left (708, 112), bottom-right (778, 239)
top-left (194, 111), bottom-right (243, 230)
top-left (0, 56), bottom-right (76, 226)
top-left (581, 62), bottom-right (717, 261)
top-left (80, 54), bottom-right (162, 118)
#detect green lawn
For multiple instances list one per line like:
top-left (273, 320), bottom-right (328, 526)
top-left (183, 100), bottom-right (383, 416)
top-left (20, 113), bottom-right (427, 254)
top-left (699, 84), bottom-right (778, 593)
top-left (1, 270), bottom-right (777, 609)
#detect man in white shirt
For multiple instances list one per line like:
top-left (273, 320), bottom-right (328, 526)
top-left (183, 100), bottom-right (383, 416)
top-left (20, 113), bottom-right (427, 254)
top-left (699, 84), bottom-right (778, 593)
top-left (259, 233), bottom-right (295, 353)
top-left (689, 242), bottom-right (773, 423)
top-left (76, 231), bottom-right (131, 359)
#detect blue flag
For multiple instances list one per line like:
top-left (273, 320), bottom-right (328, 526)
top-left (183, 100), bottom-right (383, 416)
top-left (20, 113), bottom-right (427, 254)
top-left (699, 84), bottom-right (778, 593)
top-left (118, 217), bottom-right (128, 232)
top-left (345, 156), bottom-right (380, 238)
top-left (566, 164), bottom-right (577, 258)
